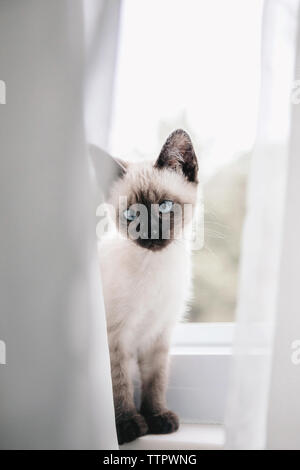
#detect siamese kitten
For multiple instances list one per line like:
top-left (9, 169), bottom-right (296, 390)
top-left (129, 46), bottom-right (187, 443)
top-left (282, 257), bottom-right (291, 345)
top-left (98, 129), bottom-right (199, 445)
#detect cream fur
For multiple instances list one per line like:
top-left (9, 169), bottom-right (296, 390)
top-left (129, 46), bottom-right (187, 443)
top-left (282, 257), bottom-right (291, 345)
top-left (97, 143), bottom-right (198, 444)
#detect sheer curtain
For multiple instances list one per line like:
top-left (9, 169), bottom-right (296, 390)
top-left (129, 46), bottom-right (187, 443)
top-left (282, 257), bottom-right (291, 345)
top-left (0, 0), bottom-right (120, 449)
top-left (225, 0), bottom-right (300, 450)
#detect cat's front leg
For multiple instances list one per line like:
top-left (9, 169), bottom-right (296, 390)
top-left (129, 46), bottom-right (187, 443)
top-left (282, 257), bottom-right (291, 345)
top-left (109, 342), bottom-right (148, 444)
top-left (138, 337), bottom-right (179, 435)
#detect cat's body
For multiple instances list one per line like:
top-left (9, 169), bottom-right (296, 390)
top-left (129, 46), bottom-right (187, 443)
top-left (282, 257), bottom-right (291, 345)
top-left (97, 130), bottom-right (199, 444)
top-left (100, 237), bottom-right (191, 351)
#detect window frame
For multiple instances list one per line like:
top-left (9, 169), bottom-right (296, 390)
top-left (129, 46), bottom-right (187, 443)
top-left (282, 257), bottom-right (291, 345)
top-left (167, 322), bottom-right (234, 424)
top-left (171, 322), bottom-right (235, 349)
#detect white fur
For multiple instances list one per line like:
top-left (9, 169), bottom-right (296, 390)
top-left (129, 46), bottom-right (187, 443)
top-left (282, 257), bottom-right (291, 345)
top-left (97, 150), bottom-right (198, 441)
top-left (98, 234), bottom-right (192, 353)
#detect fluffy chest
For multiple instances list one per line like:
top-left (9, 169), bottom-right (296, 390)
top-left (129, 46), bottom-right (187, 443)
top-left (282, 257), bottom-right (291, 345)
top-left (135, 247), bottom-right (189, 310)
top-left (128, 243), bottom-right (191, 345)
top-left (99, 238), bottom-right (192, 346)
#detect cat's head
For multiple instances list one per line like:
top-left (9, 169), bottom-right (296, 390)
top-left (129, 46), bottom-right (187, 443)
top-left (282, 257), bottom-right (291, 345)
top-left (105, 129), bottom-right (198, 251)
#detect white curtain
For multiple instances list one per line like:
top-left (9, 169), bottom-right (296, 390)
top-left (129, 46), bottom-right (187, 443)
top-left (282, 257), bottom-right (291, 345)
top-left (225, 0), bottom-right (300, 450)
top-left (0, 0), bottom-right (120, 449)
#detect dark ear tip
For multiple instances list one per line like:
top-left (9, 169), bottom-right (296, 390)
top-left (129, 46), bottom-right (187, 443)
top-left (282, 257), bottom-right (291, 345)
top-left (173, 128), bottom-right (189, 135)
top-left (155, 128), bottom-right (198, 183)
top-left (170, 128), bottom-right (192, 140)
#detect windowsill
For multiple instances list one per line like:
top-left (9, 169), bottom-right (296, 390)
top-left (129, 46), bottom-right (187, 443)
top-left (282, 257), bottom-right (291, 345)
top-left (120, 423), bottom-right (225, 450)
top-left (170, 346), bottom-right (233, 356)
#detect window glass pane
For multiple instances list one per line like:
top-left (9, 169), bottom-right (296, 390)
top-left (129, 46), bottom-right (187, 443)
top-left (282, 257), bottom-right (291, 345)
top-left (109, 0), bottom-right (263, 321)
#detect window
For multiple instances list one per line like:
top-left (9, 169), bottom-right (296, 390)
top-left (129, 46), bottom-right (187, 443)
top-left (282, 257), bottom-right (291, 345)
top-left (109, 0), bottom-right (263, 424)
top-left (109, 0), bottom-right (263, 326)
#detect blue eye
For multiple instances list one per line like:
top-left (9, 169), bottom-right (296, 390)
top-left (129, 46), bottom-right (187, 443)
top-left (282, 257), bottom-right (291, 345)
top-left (159, 200), bottom-right (173, 214)
top-left (123, 208), bottom-right (136, 221)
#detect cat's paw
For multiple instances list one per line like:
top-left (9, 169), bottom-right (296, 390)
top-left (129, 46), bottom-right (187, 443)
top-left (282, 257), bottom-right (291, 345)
top-left (143, 410), bottom-right (179, 434)
top-left (117, 413), bottom-right (148, 445)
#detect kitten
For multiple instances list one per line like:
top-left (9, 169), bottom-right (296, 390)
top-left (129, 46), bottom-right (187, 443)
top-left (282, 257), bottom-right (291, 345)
top-left (97, 129), bottom-right (199, 445)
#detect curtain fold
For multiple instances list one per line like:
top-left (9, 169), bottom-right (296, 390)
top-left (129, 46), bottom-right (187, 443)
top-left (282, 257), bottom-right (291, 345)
top-left (266, 1), bottom-right (300, 449)
top-left (225, 0), bottom-right (300, 449)
top-left (0, 0), bottom-right (120, 449)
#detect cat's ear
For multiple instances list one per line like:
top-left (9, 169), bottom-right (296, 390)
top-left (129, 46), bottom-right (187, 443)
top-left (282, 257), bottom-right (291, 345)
top-left (88, 144), bottom-right (127, 200)
top-left (155, 129), bottom-right (198, 183)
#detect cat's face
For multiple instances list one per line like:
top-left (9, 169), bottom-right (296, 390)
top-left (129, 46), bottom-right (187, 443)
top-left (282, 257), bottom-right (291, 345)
top-left (109, 129), bottom-right (199, 251)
